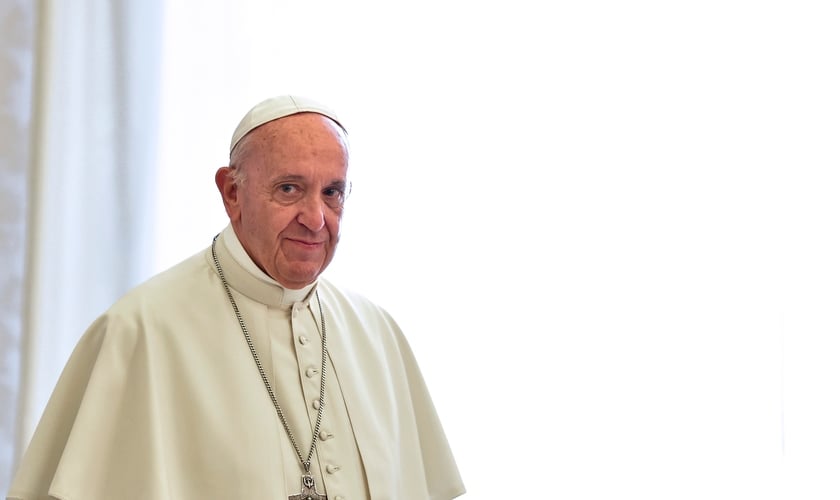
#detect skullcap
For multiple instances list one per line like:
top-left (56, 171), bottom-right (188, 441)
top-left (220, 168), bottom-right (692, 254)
top-left (229, 95), bottom-right (345, 153)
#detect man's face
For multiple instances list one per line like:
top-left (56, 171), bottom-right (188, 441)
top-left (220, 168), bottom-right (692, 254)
top-left (216, 113), bottom-right (349, 289)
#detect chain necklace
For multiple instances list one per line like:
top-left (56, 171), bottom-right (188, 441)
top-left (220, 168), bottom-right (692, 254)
top-left (211, 236), bottom-right (329, 500)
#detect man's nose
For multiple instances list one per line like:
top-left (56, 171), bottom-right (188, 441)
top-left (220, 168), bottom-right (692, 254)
top-left (296, 195), bottom-right (326, 231)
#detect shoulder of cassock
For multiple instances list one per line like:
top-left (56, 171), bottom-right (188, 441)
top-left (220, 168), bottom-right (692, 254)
top-left (7, 247), bottom-right (465, 500)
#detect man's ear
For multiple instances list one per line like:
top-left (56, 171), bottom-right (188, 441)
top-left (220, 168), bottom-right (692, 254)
top-left (215, 167), bottom-right (241, 220)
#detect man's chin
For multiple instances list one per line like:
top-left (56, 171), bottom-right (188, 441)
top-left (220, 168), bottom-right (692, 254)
top-left (274, 262), bottom-right (324, 289)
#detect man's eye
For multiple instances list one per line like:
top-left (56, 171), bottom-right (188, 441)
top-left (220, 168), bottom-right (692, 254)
top-left (324, 188), bottom-right (344, 198)
top-left (273, 184), bottom-right (303, 203)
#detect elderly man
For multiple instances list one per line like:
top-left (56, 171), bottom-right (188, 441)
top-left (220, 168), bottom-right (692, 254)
top-left (8, 96), bottom-right (465, 500)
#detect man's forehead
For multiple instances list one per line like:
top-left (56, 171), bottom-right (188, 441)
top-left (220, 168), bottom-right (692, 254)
top-left (230, 95), bottom-right (346, 153)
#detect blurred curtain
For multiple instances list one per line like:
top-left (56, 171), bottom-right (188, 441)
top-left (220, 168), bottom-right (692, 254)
top-left (0, 0), bottom-right (163, 493)
top-left (0, 0), bottom-right (35, 492)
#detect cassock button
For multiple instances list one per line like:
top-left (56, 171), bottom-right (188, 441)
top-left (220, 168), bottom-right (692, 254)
top-left (319, 430), bottom-right (334, 441)
top-left (298, 335), bottom-right (309, 345)
top-left (312, 399), bottom-right (320, 410)
top-left (306, 367), bottom-right (319, 378)
top-left (326, 464), bottom-right (341, 474)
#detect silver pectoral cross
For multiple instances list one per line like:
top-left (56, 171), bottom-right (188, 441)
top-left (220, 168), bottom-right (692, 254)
top-left (288, 473), bottom-right (327, 500)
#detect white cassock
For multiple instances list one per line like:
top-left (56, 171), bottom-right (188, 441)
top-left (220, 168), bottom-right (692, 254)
top-left (8, 225), bottom-right (465, 500)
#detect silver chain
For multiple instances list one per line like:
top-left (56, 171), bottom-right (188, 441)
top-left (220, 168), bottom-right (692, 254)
top-left (211, 235), bottom-right (328, 474)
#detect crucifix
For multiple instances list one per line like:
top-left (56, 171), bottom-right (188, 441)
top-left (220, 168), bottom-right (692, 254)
top-left (288, 474), bottom-right (328, 500)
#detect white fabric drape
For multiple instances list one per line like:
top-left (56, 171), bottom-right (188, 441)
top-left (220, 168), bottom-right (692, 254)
top-left (0, 0), bottom-right (35, 493)
top-left (1, 0), bottom-right (162, 493)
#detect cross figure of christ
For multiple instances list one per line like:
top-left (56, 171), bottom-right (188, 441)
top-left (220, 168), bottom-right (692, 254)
top-left (288, 474), bottom-right (327, 500)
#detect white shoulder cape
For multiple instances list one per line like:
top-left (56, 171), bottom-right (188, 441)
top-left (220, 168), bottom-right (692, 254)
top-left (8, 238), bottom-right (464, 500)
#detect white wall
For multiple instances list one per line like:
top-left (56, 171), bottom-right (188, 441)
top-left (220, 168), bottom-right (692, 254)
top-left (155, 1), bottom-right (840, 498)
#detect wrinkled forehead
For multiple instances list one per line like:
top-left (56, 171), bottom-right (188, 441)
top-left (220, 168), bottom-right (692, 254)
top-left (230, 95), bottom-right (346, 153)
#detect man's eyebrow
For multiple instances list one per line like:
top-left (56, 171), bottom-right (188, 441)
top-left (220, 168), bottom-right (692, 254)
top-left (271, 174), bottom-right (306, 183)
top-left (270, 175), bottom-right (347, 188)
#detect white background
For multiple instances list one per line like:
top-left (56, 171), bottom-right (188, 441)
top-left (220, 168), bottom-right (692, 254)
top-left (154, 1), bottom-right (840, 498)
